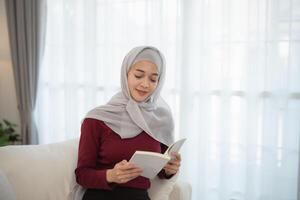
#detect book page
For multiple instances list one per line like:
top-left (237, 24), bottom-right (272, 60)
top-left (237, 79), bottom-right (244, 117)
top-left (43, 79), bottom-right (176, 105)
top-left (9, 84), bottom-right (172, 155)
top-left (165, 138), bottom-right (186, 157)
top-left (129, 151), bottom-right (170, 179)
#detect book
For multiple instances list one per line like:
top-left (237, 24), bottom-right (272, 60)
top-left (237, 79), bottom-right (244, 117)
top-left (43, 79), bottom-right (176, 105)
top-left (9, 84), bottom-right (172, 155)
top-left (129, 138), bottom-right (186, 179)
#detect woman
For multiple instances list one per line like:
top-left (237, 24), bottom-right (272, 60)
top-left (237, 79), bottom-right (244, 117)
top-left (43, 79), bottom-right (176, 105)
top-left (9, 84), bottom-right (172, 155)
top-left (75, 46), bottom-right (181, 200)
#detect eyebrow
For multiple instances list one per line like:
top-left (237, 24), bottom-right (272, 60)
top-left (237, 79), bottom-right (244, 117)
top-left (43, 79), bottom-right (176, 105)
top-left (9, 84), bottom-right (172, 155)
top-left (135, 69), bottom-right (159, 76)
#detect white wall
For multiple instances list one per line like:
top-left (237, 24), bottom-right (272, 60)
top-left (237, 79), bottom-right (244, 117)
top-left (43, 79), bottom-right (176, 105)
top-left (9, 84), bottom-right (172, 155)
top-left (0, 0), bottom-right (20, 132)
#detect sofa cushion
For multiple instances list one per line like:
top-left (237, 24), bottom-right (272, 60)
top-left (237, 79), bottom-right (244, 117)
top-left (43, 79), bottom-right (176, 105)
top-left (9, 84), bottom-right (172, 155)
top-left (0, 139), bottom-right (79, 200)
top-left (0, 169), bottom-right (16, 200)
top-left (72, 173), bottom-right (178, 200)
top-left (148, 172), bottom-right (178, 200)
top-left (0, 138), bottom-right (182, 200)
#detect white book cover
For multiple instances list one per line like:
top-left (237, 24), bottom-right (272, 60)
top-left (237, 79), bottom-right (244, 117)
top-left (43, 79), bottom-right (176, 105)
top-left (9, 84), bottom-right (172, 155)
top-left (129, 138), bottom-right (186, 179)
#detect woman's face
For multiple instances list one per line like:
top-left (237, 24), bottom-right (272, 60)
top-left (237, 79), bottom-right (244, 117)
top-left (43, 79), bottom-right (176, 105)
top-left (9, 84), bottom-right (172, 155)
top-left (127, 60), bottom-right (159, 102)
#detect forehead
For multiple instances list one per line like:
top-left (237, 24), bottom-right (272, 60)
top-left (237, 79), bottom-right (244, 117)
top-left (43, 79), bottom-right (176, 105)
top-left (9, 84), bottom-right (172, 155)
top-left (130, 60), bottom-right (158, 74)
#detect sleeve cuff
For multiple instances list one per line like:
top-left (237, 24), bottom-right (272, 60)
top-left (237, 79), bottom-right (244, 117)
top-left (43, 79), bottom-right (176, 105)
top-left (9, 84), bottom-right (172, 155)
top-left (95, 169), bottom-right (117, 190)
top-left (157, 169), bottom-right (175, 179)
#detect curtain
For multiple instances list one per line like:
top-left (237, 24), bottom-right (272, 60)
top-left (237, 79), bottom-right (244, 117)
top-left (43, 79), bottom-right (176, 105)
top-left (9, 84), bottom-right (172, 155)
top-left (180, 1), bottom-right (300, 199)
top-left (5, 0), bottom-right (47, 144)
top-left (37, 0), bottom-right (300, 199)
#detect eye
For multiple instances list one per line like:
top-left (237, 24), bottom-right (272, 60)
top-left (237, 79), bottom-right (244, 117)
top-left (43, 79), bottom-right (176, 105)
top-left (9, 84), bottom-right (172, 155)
top-left (134, 75), bottom-right (142, 79)
top-left (150, 75), bottom-right (158, 83)
top-left (150, 78), bottom-right (158, 83)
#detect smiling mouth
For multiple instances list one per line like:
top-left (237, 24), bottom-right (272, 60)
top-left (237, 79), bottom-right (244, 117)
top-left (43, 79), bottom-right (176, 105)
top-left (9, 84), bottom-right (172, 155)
top-left (136, 89), bottom-right (148, 96)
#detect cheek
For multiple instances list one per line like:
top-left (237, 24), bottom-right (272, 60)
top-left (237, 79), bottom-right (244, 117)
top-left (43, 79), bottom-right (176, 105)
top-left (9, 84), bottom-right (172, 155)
top-left (128, 77), bottom-right (139, 91)
top-left (150, 83), bottom-right (158, 92)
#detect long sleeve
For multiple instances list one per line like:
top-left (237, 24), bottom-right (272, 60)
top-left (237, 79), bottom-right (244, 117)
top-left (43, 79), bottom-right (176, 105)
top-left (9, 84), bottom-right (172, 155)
top-left (75, 119), bottom-right (113, 190)
top-left (75, 118), bottom-right (163, 190)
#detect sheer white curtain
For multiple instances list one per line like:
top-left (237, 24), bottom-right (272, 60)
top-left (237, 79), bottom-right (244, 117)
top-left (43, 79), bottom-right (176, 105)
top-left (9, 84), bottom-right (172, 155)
top-left (179, 1), bottom-right (300, 199)
top-left (36, 0), bottom-right (300, 199)
top-left (36, 0), bottom-right (182, 142)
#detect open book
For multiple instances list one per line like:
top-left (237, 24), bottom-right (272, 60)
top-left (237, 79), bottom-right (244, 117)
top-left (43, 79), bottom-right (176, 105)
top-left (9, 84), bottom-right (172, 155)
top-left (129, 138), bottom-right (186, 179)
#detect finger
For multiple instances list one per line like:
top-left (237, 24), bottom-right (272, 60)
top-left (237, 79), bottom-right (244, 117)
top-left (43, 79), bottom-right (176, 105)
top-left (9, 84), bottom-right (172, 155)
top-left (121, 161), bottom-right (143, 170)
top-left (119, 171), bottom-right (142, 180)
top-left (175, 153), bottom-right (181, 161)
top-left (167, 160), bottom-right (181, 167)
top-left (116, 167), bottom-right (143, 178)
top-left (118, 171), bottom-right (142, 182)
top-left (115, 160), bottom-right (127, 168)
top-left (118, 160), bottom-right (128, 167)
top-left (130, 167), bottom-right (144, 173)
top-left (116, 162), bottom-right (130, 170)
top-left (168, 158), bottom-right (180, 164)
top-left (164, 168), bottom-right (177, 175)
top-left (121, 160), bottom-right (128, 165)
top-left (121, 167), bottom-right (143, 175)
top-left (171, 152), bottom-right (181, 161)
top-left (119, 163), bottom-right (141, 170)
top-left (120, 167), bottom-right (143, 176)
top-left (164, 164), bottom-right (179, 171)
top-left (164, 164), bottom-right (178, 171)
top-left (164, 166), bottom-right (178, 172)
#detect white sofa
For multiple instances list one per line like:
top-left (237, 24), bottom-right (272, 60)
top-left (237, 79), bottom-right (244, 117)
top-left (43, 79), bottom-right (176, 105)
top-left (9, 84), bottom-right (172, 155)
top-left (0, 138), bottom-right (192, 200)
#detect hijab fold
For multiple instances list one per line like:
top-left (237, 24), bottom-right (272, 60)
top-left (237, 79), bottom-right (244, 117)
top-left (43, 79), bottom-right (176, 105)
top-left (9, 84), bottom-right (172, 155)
top-left (85, 46), bottom-right (174, 146)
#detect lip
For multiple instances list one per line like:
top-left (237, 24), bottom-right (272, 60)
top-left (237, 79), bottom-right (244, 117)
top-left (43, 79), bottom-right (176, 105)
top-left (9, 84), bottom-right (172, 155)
top-left (136, 89), bottom-right (148, 96)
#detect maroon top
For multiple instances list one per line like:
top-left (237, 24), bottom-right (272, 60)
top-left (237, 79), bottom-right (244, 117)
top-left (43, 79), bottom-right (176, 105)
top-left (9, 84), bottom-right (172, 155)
top-left (75, 118), bottom-right (170, 190)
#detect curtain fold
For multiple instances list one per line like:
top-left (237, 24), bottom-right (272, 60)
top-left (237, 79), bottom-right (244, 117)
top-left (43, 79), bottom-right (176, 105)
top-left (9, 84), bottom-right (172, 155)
top-left (38, 0), bottom-right (300, 199)
top-left (5, 0), bottom-right (47, 144)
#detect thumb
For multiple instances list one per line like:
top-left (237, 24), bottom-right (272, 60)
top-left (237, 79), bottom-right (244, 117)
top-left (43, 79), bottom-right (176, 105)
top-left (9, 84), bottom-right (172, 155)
top-left (120, 159), bottom-right (128, 165)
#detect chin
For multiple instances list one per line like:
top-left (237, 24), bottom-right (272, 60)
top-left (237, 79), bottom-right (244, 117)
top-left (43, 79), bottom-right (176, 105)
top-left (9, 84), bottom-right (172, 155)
top-left (133, 97), bottom-right (146, 102)
top-left (132, 94), bottom-right (148, 102)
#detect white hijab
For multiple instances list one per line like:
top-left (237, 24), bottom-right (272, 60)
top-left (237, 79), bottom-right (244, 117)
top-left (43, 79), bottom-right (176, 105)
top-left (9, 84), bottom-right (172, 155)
top-left (85, 46), bottom-right (174, 146)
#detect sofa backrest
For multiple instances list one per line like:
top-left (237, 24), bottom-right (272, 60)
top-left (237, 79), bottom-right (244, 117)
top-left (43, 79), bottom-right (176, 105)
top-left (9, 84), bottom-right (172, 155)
top-left (0, 138), bottom-right (181, 200)
top-left (0, 139), bottom-right (79, 200)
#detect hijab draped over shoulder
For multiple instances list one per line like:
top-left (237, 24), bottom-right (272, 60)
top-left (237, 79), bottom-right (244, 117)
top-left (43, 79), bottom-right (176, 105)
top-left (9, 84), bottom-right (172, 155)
top-left (85, 46), bottom-right (174, 146)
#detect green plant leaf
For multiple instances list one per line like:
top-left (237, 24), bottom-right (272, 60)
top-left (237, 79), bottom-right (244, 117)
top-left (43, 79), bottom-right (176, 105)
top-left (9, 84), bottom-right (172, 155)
top-left (0, 119), bottom-right (20, 144)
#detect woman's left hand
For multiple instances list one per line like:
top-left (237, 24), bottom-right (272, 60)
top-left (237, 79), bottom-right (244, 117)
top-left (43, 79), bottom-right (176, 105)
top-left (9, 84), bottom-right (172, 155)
top-left (163, 152), bottom-right (181, 176)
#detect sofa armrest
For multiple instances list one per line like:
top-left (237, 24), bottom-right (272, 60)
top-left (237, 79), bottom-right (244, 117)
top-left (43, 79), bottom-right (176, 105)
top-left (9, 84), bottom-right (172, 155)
top-left (169, 181), bottom-right (192, 200)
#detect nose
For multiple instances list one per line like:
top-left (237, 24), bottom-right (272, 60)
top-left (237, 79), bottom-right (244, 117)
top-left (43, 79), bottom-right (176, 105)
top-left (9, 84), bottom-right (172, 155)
top-left (141, 78), bottom-right (150, 88)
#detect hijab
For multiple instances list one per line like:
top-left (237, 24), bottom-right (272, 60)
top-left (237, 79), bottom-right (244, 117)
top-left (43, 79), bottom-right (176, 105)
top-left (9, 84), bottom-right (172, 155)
top-left (85, 46), bottom-right (174, 146)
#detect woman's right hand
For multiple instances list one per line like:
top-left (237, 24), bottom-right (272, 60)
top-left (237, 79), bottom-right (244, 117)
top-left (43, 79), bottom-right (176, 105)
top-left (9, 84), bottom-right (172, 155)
top-left (106, 160), bottom-right (143, 184)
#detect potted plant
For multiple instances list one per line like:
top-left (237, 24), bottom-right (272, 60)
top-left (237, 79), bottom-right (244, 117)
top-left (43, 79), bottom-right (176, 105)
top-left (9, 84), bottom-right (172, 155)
top-left (0, 119), bottom-right (21, 146)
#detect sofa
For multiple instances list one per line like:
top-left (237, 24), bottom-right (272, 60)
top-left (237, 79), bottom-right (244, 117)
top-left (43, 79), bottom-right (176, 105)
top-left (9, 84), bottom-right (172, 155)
top-left (0, 138), bottom-right (192, 200)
